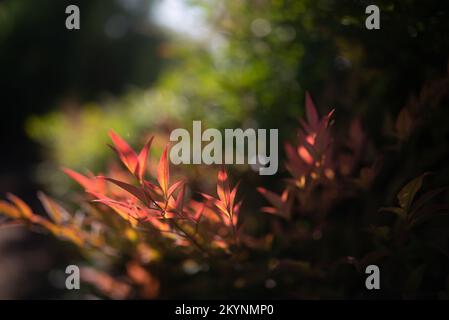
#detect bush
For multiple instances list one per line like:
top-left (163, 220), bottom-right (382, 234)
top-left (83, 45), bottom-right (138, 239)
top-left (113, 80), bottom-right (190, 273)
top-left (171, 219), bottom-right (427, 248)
top-left (2, 93), bottom-right (449, 299)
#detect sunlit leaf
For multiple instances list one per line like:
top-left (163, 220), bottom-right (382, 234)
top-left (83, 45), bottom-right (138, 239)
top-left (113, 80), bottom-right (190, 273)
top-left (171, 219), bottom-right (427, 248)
top-left (101, 177), bottom-right (151, 207)
top-left (217, 167), bottom-right (230, 208)
top-left (63, 168), bottom-right (98, 192)
top-left (135, 136), bottom-right (154, 183)
top-left (109, 130), bottom-right (138, 173)
top-left (93, 197), bottom-right (139, 226)
top-left (0, 200), bottom-right (21, 219)
top-left (167, 180), bottom-right (185, 200)
top-left (37, 192), bottom-right (70, 224)
top-left (157, 144), bottom-right (170, 197)
top-left (6, 193), bottom-right (34, 219)
top-left (174, 183), bottom-right (185, 213)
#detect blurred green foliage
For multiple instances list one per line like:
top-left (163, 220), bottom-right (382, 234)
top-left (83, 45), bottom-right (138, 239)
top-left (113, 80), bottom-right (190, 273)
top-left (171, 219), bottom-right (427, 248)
top-left (0, 0), bottom-right (164, 197)
top-left (26, 0), bottom-right (449, 196)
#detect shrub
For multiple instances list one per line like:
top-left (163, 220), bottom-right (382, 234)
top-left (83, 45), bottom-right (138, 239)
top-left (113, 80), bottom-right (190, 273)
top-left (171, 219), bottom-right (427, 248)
top-left (1, 93), bottom-right (448, 299)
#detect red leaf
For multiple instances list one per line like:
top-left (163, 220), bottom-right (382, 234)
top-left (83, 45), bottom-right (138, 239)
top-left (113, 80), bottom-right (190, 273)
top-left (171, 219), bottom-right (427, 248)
top-left (63, 168), bottom-right (98, 191)
top-left (257, 187), bottom-right (291, 219)
top-left (261, 206), bottom-right (278, 214)
top-left (200, 192), bottom-right (215, 202)
top-left (167, 180), bottom-right (185, 199)
top-left (284, 142), bottom-right (307, 178)
top-left (109, 130), bottom-right (138, 174)
top-left (217, 167), bottom-right (230, 208)
top-left (257, 187), bottom-right (283, 209)
top-left (135, 136), bottom-right (154, 182)
top-left (229, 181), bottom-right (240, 215)
top-left (157, 144), bottom-right (170, 197)
top-left (314, 109), bottom-right (334, 152)
top-left (93, 198), bottom-right (139, 226)
top-left (215, 200), bottom-right (230, 218)
top-left (200, 192), bottom-right (228, 217)
top-left (144, 180), bottom-right (162, 194)
top-left (189, 200), bottom-right (205, 221)
top-left (175, 183), bottom-right (185, 213)
top-left (232, 200), bottom-right (243, 226)
top-left (101, 177), bottom-right (151, 207)
top-left (298, 135), bottom-right (317, 165)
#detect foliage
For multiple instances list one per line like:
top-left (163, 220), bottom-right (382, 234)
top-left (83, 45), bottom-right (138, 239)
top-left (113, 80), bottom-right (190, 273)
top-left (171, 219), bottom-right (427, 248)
top-left (2, 0), bottom-right (449, 299)
top-left (2, 93), bottom-right (449, 299)
top-left (24, 0), bottom-right (449, 194)
top-left (0, 0), bottom-right (164, 197)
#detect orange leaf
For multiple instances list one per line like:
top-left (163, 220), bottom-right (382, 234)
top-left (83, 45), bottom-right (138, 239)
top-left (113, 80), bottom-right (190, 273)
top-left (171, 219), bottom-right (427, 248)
top-left (37, 192), bottom-right (70, 224)
top-left (63, 168), bottom-right (98, 192)
top-left (0, 200), bottom-right (21, 219)
top-left (189, 200), bottom-right (205, 221)
top-left (175, 183), bottom-right (185, 213)
top-left (144, 180), bottom-right (162, 195)
top-left (200, 192), bottom-right (229, 218)
top-left (167, 180), bottom-right (185, 200)
top-left (109, 130), bottom-right (138, 173)
top-left (229, 181), bottom-right (240, 215)
top-left (135, 136), bottom-right (154, 182)
top-left (101, 177), bottom-right (152, 207)
top-left (217, 168), bottom-right (230, 208)
top-left (157, 144), bottom-right (170, 197)
top-left (93, 198), bottom-right (139, 226)
top-left (215, 200), bottom-right (231, 218)
top-left (6, 193), bottom-right (34, 219)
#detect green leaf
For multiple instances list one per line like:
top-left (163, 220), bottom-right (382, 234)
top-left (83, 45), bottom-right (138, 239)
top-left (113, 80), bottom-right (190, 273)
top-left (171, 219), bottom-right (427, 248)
top-left (397, 174), bottom-right (427, 211)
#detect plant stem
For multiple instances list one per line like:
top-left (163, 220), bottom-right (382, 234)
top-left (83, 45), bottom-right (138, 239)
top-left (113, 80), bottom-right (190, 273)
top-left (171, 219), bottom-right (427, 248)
top-left (170, 219), bottom-right (211, 257)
